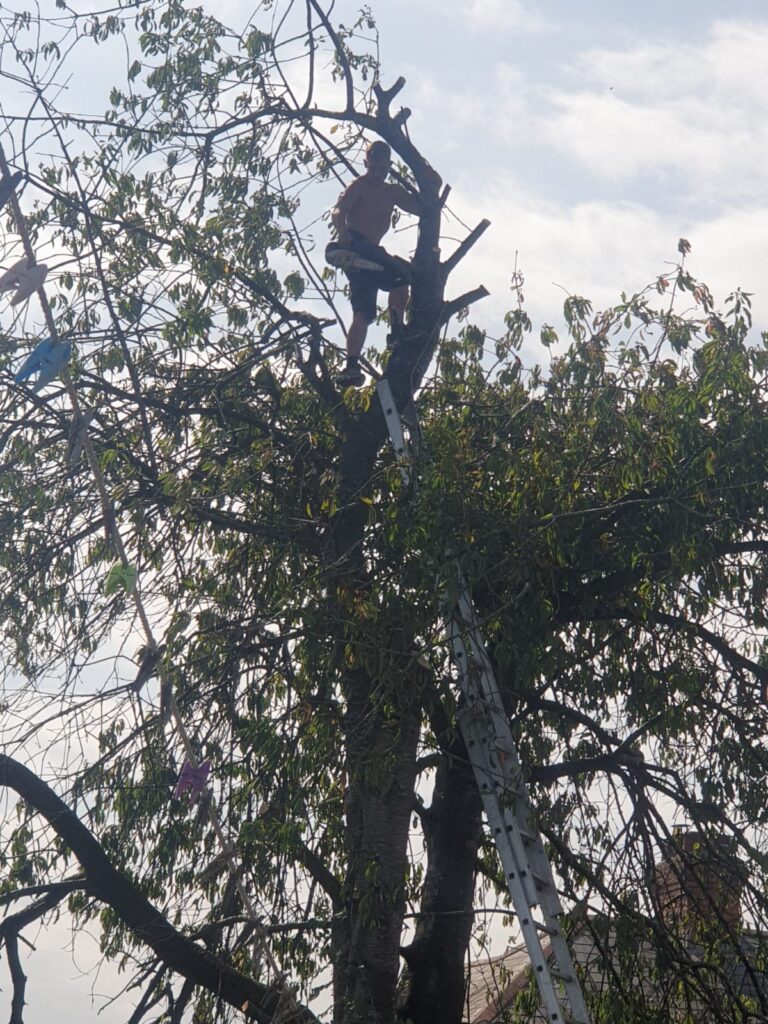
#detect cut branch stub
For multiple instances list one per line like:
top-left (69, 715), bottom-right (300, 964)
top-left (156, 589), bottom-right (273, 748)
top-left (442, 286), bottom-right (490, 323)
top-left (441, 219), bottom-right (491, 278)
top-left (373, 76), bottom-right (406, 117)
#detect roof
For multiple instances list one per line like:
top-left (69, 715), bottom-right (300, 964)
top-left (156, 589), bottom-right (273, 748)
top-left (465, 942), bottom-right (545, 1023)
top-left (465, 923), bottom-right (768, 1023)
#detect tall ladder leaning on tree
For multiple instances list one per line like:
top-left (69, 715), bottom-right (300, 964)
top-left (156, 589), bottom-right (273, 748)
top-left (0, 147), bottom-right (303, 1022)
top-left (378, 378), bottom-right (592, 1024)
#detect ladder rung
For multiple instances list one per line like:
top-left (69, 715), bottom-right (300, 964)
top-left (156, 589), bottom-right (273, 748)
top-left (550, 967), bottom-right (574, 984)
top-left (447, 581), bottom-right (593, 1024)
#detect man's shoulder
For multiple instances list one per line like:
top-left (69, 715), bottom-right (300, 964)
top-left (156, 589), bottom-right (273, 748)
top-left (387, 181), bottom-right (413, 201)
top-left (337, 176), bottom-right (366, 203)
top-left (347, 175), bottom-right (370, 192)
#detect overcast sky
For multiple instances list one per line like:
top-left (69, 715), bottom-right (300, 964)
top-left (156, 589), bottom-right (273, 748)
top-left (11, 1), bottom-right (768, 1021)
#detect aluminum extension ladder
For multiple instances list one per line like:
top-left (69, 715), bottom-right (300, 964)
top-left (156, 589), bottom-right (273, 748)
top-left (376, 380), bottom-right (591, 1024)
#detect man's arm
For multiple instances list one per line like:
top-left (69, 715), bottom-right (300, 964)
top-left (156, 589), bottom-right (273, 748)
top-left (391, 184), bottom-right (421, 217)
top-left (331, 180), bottom-right (362, 242)
top-left (391, 166), bottom-right (443, 217)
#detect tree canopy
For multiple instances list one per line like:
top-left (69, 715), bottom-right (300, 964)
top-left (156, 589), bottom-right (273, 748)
top-left (1, 3), bottom-right (768, 1024)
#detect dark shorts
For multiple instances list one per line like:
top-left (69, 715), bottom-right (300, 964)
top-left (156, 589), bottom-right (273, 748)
top-left (345, 232), bottom-right (411, 325)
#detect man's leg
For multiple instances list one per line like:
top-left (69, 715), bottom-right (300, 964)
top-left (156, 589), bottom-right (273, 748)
top-left (339, 273), bottom-right (376, 386)
top-left (346, 311), bottom-right (369, 360)
top-left (387, 284), bottom-right (409, 346)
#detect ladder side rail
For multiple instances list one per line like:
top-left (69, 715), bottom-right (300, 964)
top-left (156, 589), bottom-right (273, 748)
top-left (547, 931), bottom-right (593, 1024)
top-left (454, 587), bottom-right (509, 708)
top-left (376, 379), bottom-right (410, 484)
top-left (464, 699), bottom-right (566, 924)
top-left (456, 711), bottom-right (570, 1024)
top-left (453, 655), bottom-right (543, 911)
top-left (457, 706), bottom-right (582, 1024)
top-left (451, 601), bottom-right (575, 918)
top-left (449, 616), bottom-right (557, 905)
top-left (450, 602), bottom-right (593, 1023)
top-left (455, 643), bottom-right (592, 1024)
top-left (377, 387), bottom-right (592, 1024)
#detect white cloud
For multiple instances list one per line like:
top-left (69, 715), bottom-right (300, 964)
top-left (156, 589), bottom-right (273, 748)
top-left (398, 0), bottom-right (551, 35)
top-left (539, 21), bottom-right (768, 203)
top-left (464, 0), bottom-right (549, 33)
top-left (439, 177), bottom-right (768, 357)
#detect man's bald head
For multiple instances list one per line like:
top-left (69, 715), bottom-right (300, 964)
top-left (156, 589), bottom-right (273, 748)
top-left (368, 139), bottom-right (391, 158)
top-left (365, 141), bottom-right (391, 182)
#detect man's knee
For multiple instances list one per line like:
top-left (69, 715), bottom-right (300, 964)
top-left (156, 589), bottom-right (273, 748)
top-left (351, 299), bottom-right (376, 326)
top-left (351, 309), bottom-right (372, 330)
top-left (389, 284), bottom-right (408, 310)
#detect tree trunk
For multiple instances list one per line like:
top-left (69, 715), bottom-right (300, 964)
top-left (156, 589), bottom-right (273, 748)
top-left (399, 732), bottom-right (484, 1024)
top-left (334, 663), bottom-right (422, 1024)
top-left (329, 147), bottom-right (453, 1024)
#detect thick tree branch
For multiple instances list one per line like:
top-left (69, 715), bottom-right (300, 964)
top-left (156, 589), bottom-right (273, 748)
top-left (373, 76), bottom-right (405, 116)
top-left (0, 888), bottom-right (75, 939)
top-left (0, 755), bottom-right (317, 1024)
top-left (169, 977), bottom-right (196, 1024)
top-left (0, 877), bottom-right (85, 908)
top-left (6, 932), bottom-right (25, 1024)
top-left (529, 751), bottom-right (637, 785)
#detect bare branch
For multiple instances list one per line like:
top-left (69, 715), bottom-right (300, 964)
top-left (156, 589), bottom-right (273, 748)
top-left (6, 932), bottom-right (26, 1024)
top-left (442, 286), bottom-right (490, 323)
top-left (308, 0), bottom-right (354, 112)
top-left (441, 219), bottom-right (491, 277)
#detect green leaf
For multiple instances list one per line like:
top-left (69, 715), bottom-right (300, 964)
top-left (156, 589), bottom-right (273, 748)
top-left (103, 562), bottom-right (138, 596)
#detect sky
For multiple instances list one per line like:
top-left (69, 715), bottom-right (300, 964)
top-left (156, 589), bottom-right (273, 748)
top-left (5, 0), bottom-right (768, 1021)
top-left (366, 0), bottom-right (768, 358)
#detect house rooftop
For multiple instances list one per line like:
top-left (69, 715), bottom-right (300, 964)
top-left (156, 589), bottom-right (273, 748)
top-left (466, 925), bottom-right (768, 1023)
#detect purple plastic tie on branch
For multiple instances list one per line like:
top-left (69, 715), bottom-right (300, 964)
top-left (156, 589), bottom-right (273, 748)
top-left (174, 760), bottom-right (211, 802)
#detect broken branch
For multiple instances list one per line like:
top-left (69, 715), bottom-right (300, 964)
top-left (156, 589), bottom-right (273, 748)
top-left (441, 219), bottom-right (491, 277)
top-left (442, 286), bottom-right (490, 322)
top-left (373, 76), bottom-right (405, 117)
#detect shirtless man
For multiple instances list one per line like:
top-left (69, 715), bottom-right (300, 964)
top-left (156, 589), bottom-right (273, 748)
top-left (330, 140), bottom-right (431, 387)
